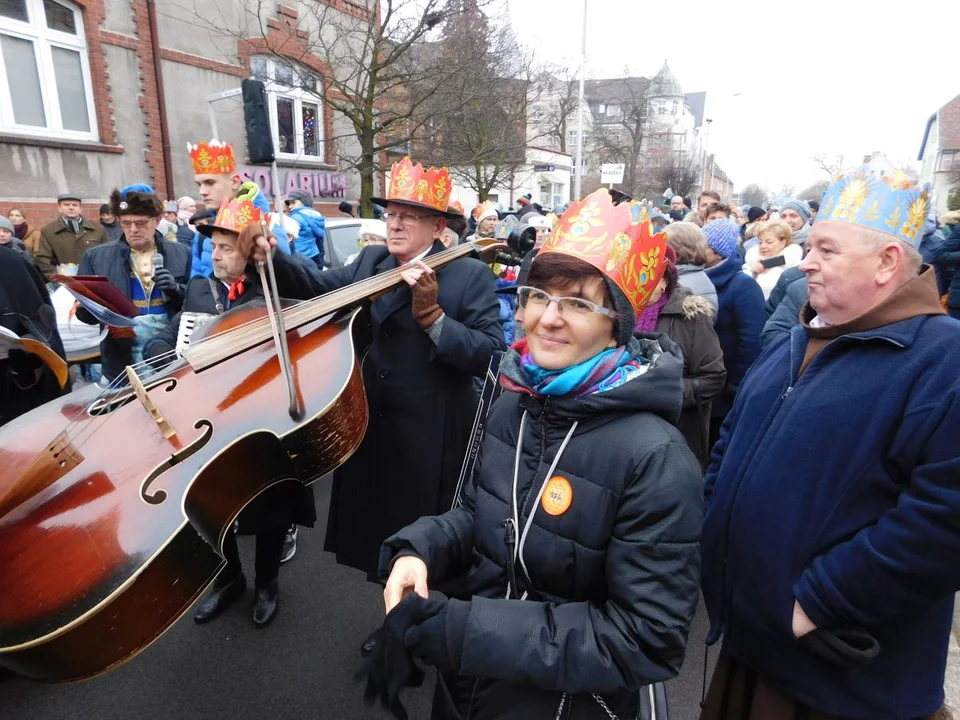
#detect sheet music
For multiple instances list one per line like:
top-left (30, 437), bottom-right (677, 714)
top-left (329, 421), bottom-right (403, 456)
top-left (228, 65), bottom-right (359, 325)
top-left (59, 286), bottom-right (140, 328)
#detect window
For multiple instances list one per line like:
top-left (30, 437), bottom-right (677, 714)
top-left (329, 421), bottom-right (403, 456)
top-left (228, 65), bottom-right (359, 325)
top-left (251, 54), bottom-right (325, 161)
top-left (939, 150), bottom-right (958, 172)
top-left (0, 0), bottom-right (96, 139)
top-left (598, 103), bottom-right (606, 114)
top-left (567, 129), bottom-right (589, 147)
top-left (606, 104), bottom-right (621, 119)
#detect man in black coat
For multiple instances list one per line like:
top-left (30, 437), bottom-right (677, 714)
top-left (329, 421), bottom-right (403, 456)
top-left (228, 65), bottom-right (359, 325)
top-left (0, 244), bottom-right (71, 427)
top-left (142, 202), bottom-right (316, 629)
top-left (76, 185), bottom-right (191, 383)
top-left (251, 157), bottom-right (506, 585)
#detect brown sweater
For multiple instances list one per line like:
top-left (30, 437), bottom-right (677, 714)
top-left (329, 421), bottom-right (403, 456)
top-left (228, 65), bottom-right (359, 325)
top-left (798, 267), bottom-right (945, 377)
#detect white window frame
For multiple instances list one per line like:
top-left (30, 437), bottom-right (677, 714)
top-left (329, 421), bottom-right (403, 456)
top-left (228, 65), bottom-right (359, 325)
top-left (252, 55), bottom-right (326, 163)
top-left (938, 150), bottom-right (958, 173)
top-left (0, 0), bottom-right (97, 140)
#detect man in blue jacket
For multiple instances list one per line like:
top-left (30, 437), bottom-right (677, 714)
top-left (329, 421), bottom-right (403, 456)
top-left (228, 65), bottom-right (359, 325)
top-left (284, 190), bottom-right (325, 267)
top-left (187, 139), bottom-right (291, 278)
top-left (701, 169), bottom-right (960, 720)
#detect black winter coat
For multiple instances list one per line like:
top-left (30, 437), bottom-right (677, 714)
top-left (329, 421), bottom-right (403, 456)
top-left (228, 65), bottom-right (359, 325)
top-left (141, 276), bottom-right (316, 534)
top-left (0, 245), bottom-right (70, 426)
top-left (654, 286), bottom-right (726, 469)
top-left (266, 243), bottom-right (506, 579)
top-left (77, 233), bottom-right (191, 381)
top-left (379, 336), bottom-right (703, 719)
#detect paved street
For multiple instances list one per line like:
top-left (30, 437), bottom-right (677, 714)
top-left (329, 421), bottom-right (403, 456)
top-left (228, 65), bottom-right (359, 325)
top-left (0, 476), bottom-right (714, 719)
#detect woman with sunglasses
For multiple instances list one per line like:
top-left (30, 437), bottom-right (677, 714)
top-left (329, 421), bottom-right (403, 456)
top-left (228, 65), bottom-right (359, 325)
top-left (376, 189), bottom-right (703, 719)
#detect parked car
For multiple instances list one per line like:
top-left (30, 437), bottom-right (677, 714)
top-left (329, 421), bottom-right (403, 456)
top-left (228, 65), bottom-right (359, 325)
top-left (322, 218), bottom-right (365, 268)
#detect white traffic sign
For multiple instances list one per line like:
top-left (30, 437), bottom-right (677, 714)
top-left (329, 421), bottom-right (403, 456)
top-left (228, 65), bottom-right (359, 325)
top-left (601, 163), bottom-right (625, 184)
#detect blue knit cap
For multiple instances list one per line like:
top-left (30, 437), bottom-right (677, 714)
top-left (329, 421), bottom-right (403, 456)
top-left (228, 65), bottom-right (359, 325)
top-left (121, 183), bottom-right (155, 198)
top-left (781, 198), bottom-right (811, 225)
top-left (703, 219), bottom-right (740, 258)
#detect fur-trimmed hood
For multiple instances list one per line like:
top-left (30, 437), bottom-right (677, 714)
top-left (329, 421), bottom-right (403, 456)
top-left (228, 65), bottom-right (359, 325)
top-left (661, 284), bottom-right (716, 320)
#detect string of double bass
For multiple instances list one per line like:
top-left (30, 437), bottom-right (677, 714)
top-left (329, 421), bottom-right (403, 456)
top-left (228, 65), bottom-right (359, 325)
top-left (184, 243), bottom-right (476, 369)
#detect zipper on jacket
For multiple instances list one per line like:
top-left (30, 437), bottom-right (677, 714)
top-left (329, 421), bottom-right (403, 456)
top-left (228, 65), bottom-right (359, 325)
top-left (503, 518), bottom-right (518, 600)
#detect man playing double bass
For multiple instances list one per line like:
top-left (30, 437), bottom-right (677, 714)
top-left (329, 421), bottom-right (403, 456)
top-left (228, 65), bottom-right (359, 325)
top-left (143, 197), bottom-right (316, 629)
top-left (251, 158), bottom-right (505, 600)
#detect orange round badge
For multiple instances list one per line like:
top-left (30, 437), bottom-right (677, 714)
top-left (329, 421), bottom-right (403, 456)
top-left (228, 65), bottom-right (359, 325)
top-left (541, 476), bottom-right (573, 516)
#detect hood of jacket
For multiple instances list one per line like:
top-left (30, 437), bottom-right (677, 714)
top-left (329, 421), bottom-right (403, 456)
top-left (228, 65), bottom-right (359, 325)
top-left (705, 251), bottom-right (745, 290)
top-left (500, 333), bottom-right (686, 425)
top-left (661, 284), bottom-right (716, 321)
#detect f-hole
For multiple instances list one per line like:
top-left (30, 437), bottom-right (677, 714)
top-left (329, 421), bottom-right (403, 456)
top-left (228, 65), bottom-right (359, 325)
top-left (140, 419), bottom-right (214, 505)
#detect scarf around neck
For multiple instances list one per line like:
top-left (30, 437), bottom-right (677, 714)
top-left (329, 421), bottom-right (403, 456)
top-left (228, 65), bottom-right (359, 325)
top-left (13, 222), bottom-right (27, 240)
top-left (499, 337), bottom-right (645, 398)
top-left (634, 293), bottom-right (669, 333)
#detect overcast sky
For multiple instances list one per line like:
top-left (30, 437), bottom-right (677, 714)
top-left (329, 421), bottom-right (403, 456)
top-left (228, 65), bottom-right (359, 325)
top-left (506, 0), bottom-right (960, 194)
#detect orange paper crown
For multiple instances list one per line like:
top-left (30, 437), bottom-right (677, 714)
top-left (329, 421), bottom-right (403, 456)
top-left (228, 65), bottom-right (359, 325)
top-left (385, 156), bottom-right (450, 213)
top-left (188, 140), bottom-right (236, 175)
top-left (539, 190), bottom-right (668, 315)
top-left (212, 196), bottom-right (261, 234)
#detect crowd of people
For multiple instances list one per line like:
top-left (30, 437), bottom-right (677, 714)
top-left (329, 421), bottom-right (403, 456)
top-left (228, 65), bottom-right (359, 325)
top-left (2, 148), bottom-right (960, 720)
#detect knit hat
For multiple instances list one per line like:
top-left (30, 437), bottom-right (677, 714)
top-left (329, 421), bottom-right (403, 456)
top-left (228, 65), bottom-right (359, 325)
top-left (0, 217), bottom-right (14, 233)
top-left (110, 184), bottom-right (163, 217)
top-left (99, 203), bottom-right (111, 215)
top-left (747, 206), bottom-right (766, 223)
top-left (285, 190), bottom-right (313, 208)
top-left (703, 219), bottom-right (740, 258)
top-left (781, 199), bottom-right (811, 225)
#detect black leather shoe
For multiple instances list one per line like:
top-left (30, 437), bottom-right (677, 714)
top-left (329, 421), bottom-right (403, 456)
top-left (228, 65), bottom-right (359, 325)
top-left (360, 628), bottom-right (378, 657)
top-left (193, 574), bottom-right (246, 624)
top-left (253, 581), bottom-right (279, 628)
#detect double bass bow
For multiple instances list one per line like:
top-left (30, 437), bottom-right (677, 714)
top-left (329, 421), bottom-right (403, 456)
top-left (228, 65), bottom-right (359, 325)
top-left (0, 239), bottom-right (504, 682)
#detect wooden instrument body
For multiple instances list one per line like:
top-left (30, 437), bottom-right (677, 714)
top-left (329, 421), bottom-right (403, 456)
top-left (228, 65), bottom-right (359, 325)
top-left (0, 304), bottom-right (370, 682)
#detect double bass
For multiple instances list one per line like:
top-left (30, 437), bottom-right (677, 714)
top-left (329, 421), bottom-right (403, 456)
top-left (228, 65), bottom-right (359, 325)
top-left (0, 241), bottom-right (502, 682)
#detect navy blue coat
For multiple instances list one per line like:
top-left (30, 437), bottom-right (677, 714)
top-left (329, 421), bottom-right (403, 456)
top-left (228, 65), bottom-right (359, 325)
top-left (703, 277), bottom-right (960, 718)
top-left (704, 253), bottom-right (765, 419)
top-left (761, 268), bottom-right (808, 348)
top-left (934, 224), bottom-right (960, 311)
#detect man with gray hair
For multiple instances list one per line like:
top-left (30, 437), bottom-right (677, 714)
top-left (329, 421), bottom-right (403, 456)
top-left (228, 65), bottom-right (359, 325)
top-left (700, 169), bottom-right (960, 719)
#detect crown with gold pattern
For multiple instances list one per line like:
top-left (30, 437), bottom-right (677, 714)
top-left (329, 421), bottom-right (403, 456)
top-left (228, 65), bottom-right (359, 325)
top-left (818, 167), bottom-right (931, 248)
top-left (188, 140), bottom-right (237, 175)
top-left (538, 189), bottom-right (667, 315)
top-left (198, 196), bottom-right (262, 238)
top-left (371, 157), bottom-right (459, 218)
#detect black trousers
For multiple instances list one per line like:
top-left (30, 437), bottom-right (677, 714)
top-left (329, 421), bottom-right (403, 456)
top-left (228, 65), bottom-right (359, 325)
top-left (216, 528), bottom-right (285, 589)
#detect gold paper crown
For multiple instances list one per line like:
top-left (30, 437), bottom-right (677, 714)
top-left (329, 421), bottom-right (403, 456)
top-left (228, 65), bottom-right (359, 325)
top-left (212, 196), bottom-right (261, 234)
top-left (188, 140), bottom-right (236, 175)
top-left (386, 157), bottom-right (451, 213)
top-left (539, 190), bottom-right (667, 315)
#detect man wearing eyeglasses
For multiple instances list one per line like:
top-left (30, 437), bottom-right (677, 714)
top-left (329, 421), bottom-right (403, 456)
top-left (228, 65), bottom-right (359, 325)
top-left (76, 184), bottom-right (191, 383)
top-left (251, 158), bottom-right (505, 600)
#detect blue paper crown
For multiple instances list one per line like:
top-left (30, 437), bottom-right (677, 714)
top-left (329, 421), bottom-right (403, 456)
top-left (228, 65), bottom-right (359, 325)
top-left (818, 168), bottom-right (931, 248)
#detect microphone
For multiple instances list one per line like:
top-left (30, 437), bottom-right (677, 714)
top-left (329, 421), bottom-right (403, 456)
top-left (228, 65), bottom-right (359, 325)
top-left (151, 253), bottom-right (164, 272)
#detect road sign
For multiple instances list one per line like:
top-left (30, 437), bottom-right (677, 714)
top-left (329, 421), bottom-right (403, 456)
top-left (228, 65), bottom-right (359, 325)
top-left (600, 163), bottom-right (625, 184)
top-left (534, 164), bottom-right (555, 172)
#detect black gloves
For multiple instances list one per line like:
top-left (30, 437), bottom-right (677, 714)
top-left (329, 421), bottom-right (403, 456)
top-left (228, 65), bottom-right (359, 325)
top-left (355, 594), bottom-right (471, 720)
top-left (402, 595), bottom-right (469, 676)
top-left (152, 268), bottom-right (181, 298)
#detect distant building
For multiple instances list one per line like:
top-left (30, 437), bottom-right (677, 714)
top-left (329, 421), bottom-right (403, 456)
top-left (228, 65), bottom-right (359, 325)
top-left (918, 93), bottom-right (960, 214)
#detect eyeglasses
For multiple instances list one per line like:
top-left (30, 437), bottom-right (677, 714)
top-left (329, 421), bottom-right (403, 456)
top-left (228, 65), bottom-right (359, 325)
top-left (119, 219), bottom-right (154, 230)
top-left (516, 286), bottom-right (617, 319)
top-left (383, 211), bottom-right (435, 225)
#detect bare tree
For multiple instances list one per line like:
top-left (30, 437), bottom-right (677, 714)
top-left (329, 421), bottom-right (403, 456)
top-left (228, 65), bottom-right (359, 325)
top-left (534, 65), bottom-right (580, 153)
top-left (589, 77), bottom-right (652, 199)
top-left (812, 152), bottom-right (846, 180)
top-left (655, 153), bottom-right (702, 199)
top-left (740, 183), bottom-right (768, 207)
top-left (779, 184), bottom-right (797, 198)
top-left (419, 4), bottom-right (544, 202)
top-left (199, 0), bottom-right (489, 217)
top-left (798, 179), bottom-right (830, 202)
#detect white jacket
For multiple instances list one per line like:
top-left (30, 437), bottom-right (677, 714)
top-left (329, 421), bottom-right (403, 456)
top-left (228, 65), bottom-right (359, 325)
top-left (743, 243), bottom-right (803, 300)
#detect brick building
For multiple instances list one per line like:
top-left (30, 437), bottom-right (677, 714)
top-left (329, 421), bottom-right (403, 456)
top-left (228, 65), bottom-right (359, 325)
top-left (0, 0), bottom-right (369, 226)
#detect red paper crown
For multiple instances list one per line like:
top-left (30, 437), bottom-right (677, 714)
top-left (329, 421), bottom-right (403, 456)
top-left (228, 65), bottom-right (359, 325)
top-left (539, 190), bottom-right (668, 315)
top-left (385, 157), bottom-right (450, 213)
top-left (449, 200), bottom-right (465, 216)
top-left (212, 196), bottom-right (261, 234)
top-left (188, 140), bottom-right (236, 175)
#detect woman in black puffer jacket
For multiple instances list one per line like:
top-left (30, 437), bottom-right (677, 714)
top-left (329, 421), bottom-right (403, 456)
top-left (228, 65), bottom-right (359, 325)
top-left (376, 190), bottom-right (704, 720)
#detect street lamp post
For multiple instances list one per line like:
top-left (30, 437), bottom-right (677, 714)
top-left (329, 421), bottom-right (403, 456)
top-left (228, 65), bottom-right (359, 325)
top-left (573, 0), bottom-right (587, 201)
